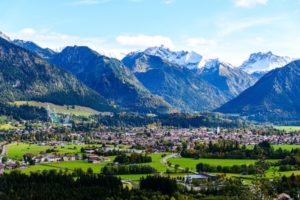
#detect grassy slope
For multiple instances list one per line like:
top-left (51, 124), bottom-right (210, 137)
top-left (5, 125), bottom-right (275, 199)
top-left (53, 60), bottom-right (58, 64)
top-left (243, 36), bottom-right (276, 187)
top-left (0, 124), bottom-right (15, 130)
top-left (14, 101), bottom-right (100, 116)
top-left (274, 126), bottom-right (300, 132)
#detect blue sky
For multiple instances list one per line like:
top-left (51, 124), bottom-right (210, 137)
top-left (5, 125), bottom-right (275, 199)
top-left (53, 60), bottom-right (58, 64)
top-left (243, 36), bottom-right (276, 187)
top-left (1, 0), bottom-right (300, 65)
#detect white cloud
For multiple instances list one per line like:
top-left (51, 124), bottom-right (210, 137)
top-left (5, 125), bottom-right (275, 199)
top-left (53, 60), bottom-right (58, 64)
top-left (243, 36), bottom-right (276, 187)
top-left (8, 28), bottom-right (139, 59)
top-left (234, 0), bottom-right (268, 7)
top-left (19, 28), bottom-right (36, 35)
top-left (9, 28), bottom-right (106, 52)
top-left (116, 35), bottom-right (174, 48)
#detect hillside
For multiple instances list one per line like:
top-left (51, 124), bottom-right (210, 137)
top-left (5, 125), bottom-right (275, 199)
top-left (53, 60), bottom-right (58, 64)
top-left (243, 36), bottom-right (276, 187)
top-left (14, 101), bottom-right (102, 116)
top-left (51, 46), bottom-right (174, 114)
top-left (198, 59), bottom-right (256, 98)
top-left (122, 52), bottom-right (228, 111)
top-left (0, 37), bottom-right (114, 112)
top-left (13, 39), bottom-right (57, 60)
top-left (216, 60), bottom-right (300, 122)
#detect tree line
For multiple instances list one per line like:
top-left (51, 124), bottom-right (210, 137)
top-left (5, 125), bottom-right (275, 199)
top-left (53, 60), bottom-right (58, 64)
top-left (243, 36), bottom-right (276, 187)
top-left (102, 164), bottom-right (157, 175)
top-left (0, 170), bottom-right (189, 200)
top-left (0, 102), bottom-right (48, 121)
top-left (114, 153), bottom-right (152, 164)
top-left (96, 112), bottom-right (249, 128)
top-left (196, 160), bottom-right (270, 175)
top-left (181, 140), bottom-right (291, 159)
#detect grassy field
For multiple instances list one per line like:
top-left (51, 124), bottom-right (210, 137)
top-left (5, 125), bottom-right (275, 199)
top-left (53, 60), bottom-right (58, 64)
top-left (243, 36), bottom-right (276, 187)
top-left (6, 143), bottom-right (102, 160)
top-left (15, 160), bottom-right (112, 175)
top-left (0, 124), bottom-right (16, 130)
top-left (245, 144), bottom-right (300, 151)
top-left (272, 144), bottom-right (300, 151)
top-left (8, 154), bottom-right (166, 180)
top-left (14, 101), bottom-right (100, 116)
top-left (144, 153), bottom-right (168, 172)
top-left (118, 174), bottom-right (150, 181)
top-left (274, 126), bottom-right (300, 132)
top-left (168, 157), bottom-right (279, 171)
top-left (6, 147), bottom-right (167, 179)
top-left (215, 167), bottom-right (300, 180)
top-left (10, 143), bottom-right (300, 181)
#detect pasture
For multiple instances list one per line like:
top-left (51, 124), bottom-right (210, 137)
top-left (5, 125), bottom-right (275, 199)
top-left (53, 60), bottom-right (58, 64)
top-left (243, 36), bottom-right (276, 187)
top-left (15, 160), bottom-right (112, 175)
top-left (143, 153), bottom-right (168, 172)
top-left (274, 126), bottom-right (300, 132)
top-left (168, 157), bottom-right (279, 171)
top-left (272, 144), bottom-right (300, 151)
top-left (0, 124), bottom-right (16, 130)
top-left (6, 149), bottom-right (168, 181)
top-left (6, 142), bottom-right (101, 160)
top-left (246, 144), bottom-right (300, 151)
top-left (14, 101), bottom-right (100, 116)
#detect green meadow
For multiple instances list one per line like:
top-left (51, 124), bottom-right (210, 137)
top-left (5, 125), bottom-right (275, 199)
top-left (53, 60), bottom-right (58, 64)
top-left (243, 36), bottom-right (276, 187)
top-left (272, 144), bottom-right (300, 151)
top-left (0, 124), bottom-right (16, 130)
top-left (7, 143), bottom-right (300, 181)
top-left (274, 126), bottom-right (300, 132)
top-left (6, 145), bottom-right (168, 181)
top-left (14, 160), bottom-right (112, 175)
top-left (246, 144), bottom-right (300, 151)
top-left (6, 142), bottom-right (101, 160)
top-left (168, 157), bottom-right (279, 171)
top-left (14, 101), bottom-right (100, 116)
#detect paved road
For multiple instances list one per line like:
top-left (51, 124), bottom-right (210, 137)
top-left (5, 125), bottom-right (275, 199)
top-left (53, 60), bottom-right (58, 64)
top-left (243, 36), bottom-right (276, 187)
top-left (161, 153), bottom-right (197, 174)
top-left (161, 153), bottom-right (177, 166)
top-left (0, 142), bottom-right (7, 156)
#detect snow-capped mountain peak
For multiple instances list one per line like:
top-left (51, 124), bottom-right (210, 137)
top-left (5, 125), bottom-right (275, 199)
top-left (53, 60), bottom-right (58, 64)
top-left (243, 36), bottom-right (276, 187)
top-left (239, 51), bottom-right (293, 74)
top-left (143, 45), bottom-right (203, 69)
top-left (198, 58), bottom-right (235, 70)
top-left (0, 31), bottom-right (11, 41)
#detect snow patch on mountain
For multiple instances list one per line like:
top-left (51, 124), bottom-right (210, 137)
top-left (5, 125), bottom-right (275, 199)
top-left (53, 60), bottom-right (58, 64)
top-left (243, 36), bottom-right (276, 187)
top-left (143, 45), bottom-right (203, 69)
top-left (0, 31), bottom-right (11, 41)
top-left (198, 58), bottom-right (235, 70)
top-left (239, 51), bottom-right (293, 74)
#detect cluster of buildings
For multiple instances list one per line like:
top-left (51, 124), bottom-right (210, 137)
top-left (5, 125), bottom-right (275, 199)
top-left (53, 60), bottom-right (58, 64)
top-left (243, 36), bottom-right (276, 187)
top-left (2, 126), bottom-right (300, 174)
top-left (87, 127), bottom-right (300, 153)
top-left (33, 154), bottom-right (77, 163)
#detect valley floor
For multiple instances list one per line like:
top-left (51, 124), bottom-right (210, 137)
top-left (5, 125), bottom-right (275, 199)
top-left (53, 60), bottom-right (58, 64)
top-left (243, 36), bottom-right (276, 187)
top-left (3, 142), bottom-right (300, 183)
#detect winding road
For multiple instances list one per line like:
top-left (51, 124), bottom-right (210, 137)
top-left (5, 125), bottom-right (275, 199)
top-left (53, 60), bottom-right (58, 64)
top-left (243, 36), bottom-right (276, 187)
top-left (160, 153), bottom-right (197, 174)
top-left (0, 142), bottom-right (7, 157)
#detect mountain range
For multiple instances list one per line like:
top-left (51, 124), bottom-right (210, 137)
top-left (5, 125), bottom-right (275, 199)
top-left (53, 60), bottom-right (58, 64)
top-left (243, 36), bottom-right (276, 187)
top-left (50, 46), bottom-right (173, 114)
top-left (13, 39), bottom-right (56, 60)
top-left (0, 37), bottom-right (114, 112)
top-left (3, 31), bottom-right (299, 122)
top-left (216, 60), bottom-right (300, 122)
top-left (123, 52), bottom-right (228, 111)
top-left (197, 59), bottom-right (256, 98)
top-left (142, 45), bottom-right (203, 69)
top-left (123, 47), bottom-right (257, 111)
top-left (239, 51), bottom-right (293, 79)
